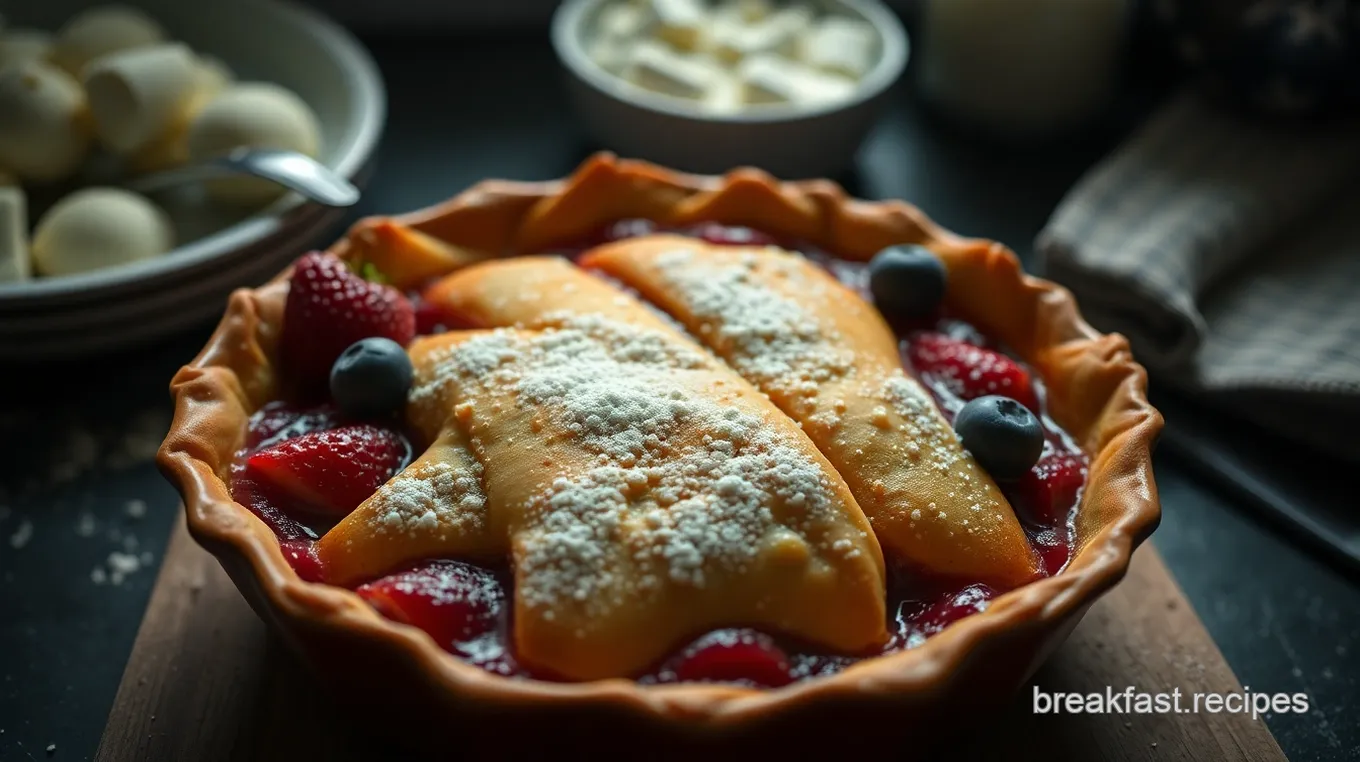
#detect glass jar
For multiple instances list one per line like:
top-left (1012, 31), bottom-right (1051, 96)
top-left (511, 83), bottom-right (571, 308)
top-left (916, 0), bottom-right (1133, 137)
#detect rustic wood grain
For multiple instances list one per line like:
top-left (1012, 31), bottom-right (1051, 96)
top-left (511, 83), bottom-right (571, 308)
top-left (96, 515), bottom-right (1288, 762)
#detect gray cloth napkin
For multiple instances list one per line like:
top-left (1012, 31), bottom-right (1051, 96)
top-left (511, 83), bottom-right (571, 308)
top-left (1037, 88), bottom-right (1360, 460)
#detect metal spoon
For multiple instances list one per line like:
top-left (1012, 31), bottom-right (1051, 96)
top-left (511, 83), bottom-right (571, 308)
top-left (125, 148), bottom-right (360, 208)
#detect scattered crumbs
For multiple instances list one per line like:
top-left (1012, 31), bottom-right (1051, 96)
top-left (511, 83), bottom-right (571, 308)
top-left (1124, 722), bottom-right (1132, 729)
top-left (1150, 742), bottom-right (1157, 749)
top-left (124, 499), bottom-right (148, 520)
top-left (139, 551), bottom-right (153, 566)
top-left (9, 519), bottom-right (33, 549)
top-left (109, 552), bottom-right (141, 582)
top-left (75, 511), bottom-right (97, 537)
top-left (1322, 667), bottom-right (1334, 680)
top-left (47, 743), bottom-right (56, 753)
top-left (92, 551), bottom-right (147, 586)
top-left (1292, 667), bottom-right (1303, 678)
top-left (121, 534), bottom-right (139, 552)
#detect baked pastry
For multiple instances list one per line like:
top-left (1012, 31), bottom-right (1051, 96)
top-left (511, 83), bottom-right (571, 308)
top-left (161, 154), bottom-right (1160, 752)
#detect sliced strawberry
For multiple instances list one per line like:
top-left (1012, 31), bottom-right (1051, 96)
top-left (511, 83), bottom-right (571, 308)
top-left (905, 332), bottom-right (1039, 412)
top-left (245, 400), bottom-right (343, 450)
top-left (1008, 451), bottom-right (1088, 527)
top-left (246, 424), bottom-right (407, 517)
top-left (281, 251), bottom-right (416, 398)
top-left (357, 560), bottom-right (506, 653)
top-left (665, 628), bottom-right (793, 687)
top-left (907, 584), bottom-right (997, 641)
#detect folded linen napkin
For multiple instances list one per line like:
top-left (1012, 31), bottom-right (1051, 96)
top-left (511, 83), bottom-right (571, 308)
top-left (1037, 88), bottom-right (1360, 460)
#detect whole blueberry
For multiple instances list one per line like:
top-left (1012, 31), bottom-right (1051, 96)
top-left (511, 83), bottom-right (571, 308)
top-left (330, 337), bottom-right (414, 419)
top-left (868, 245), bottom-right (947, 322)
top-left (953, 395), bottom-right (1044, 481)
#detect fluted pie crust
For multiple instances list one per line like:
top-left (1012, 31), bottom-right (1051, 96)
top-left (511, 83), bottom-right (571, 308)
top-left (159, 154), bottom-right (1162, 755)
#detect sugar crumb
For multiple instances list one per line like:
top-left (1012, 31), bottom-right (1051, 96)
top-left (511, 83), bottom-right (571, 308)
top-left (9, 519), bottom-right (32, 549)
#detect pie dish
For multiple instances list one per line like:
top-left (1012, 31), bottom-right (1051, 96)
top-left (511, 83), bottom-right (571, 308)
top-left (159, 153), bottom-right (1161, 756)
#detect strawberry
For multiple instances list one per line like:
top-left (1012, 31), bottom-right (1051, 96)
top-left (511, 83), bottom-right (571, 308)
top-left (356, 560), bottom-right (507, 653)
top-left (246, 424), bottom-right (407, 516)
top-left (905, 332), bottom-right (1039, 412)
top-left (664, 628), bottom-right (793, 687)
top-left (1008, 451), bottom-right (1088, 527)
top-left (281, 252), bottom-right (416, 398)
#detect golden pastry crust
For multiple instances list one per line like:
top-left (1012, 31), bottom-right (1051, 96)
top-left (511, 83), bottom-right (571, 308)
top-left (583, 236), bottom-right (1041, 588)
top-left (159, 153), bottom-right (1162, 752)
top-left (321, 315), bottom-right (887, 679)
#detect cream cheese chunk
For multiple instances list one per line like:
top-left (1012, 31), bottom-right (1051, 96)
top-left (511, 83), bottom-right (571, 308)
top-left (625, 41), bottom-right (721, 100)
top-left (801, 17), bottom-right (877, 78)
top-left (50, 4), bottom-right (164, 76)
top-left (0, 180), bottom-right (29, 283)
top-left (649, 0), bottom-right (708, 50)
top-left (186, 83), bottom-right (322, 206)
top-left (32, 188), bottom-right (173, 277)
top-left (589, 0), bottom-right (877, 114)
top-left (0, 61), bottom-right (92, 183)
top-left (83, 42), bottom-right (199, 154)
top-left (738, 53), bottom-right (857, 106)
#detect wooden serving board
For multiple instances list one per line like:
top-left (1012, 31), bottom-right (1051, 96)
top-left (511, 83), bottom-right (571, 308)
top-left (96, 515), bottom-right (1288, 762)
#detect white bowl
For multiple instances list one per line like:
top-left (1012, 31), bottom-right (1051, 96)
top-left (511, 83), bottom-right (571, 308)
top-left (551, 0), bottom-right (909, 179)
top-left (0, 0), bottom-right (385, 359)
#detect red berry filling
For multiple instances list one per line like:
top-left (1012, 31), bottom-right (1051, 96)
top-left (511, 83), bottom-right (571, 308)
top-left (244, 400), bottom-right (344, 450)
top-left (247, 424), bottom-right (409, 517)
top-left (899, 584), bottom-right (999, 646)
top-left (280, 539), bottom-right (327, 583)
top-left (356, 560), bottom-right (516, 670)
top-left (234, 221), bottom-right (1090, 686)
top-left (657, 628), bottom-right (794, 688)
top-left (905, 331), bottom-right (1040, 414)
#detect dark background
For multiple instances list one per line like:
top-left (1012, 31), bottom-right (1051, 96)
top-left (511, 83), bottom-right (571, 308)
top-left (2, 22), bottom-right (1359, 762)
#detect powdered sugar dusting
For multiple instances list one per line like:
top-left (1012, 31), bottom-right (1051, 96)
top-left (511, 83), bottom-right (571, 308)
top-left (412, 315), bottom-right (851, 622)
top-left (880, 371), bottom-right (1004, 519)
top-left (653, 248), bottom-right (855, 399)
top-left (367, 459), bottom-right (487, 539)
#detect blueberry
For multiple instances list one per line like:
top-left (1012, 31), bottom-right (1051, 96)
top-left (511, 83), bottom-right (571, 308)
top-left (953, 395), bottom-right (1044, 481)
top-left (868, 245), bottom-right (947, 322)
top-left (330, 337), bottom-right (414, 419)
